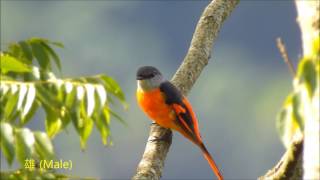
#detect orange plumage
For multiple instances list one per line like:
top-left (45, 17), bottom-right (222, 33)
top-left (137, 88), bottom-right (175, 128)
top-left (136, 65), bottom-right (222, 180)
top-left (137, 87), bottom-right (223, 180)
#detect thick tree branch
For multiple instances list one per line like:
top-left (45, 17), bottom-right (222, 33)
top-left (132, 0), bottom-right (239, 179)
top-left (295, 1), bottom-right (320, 179)
top-left (260, 1), bottom-right (319, 179)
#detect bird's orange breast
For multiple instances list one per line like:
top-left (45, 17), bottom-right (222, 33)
top-left (137, 88), bottom-right (175, 128)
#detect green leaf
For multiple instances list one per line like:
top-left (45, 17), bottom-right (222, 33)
top-left (93, 112), bottom-right (109, 146)
top-left (36, 84), bottom-right (61, 111)
top-left (44, 107), bottom-right (62, 138)
top-left (34, 131), bottom-right (54, 160)
top-left (0, 54), bottom-right (32, 74)
top-left (40, 41), bottom-right (62, 71)
top-left (109, 108), bottom-right (127, 126)
top-left (21, 101), bottom-right (39, 126)
top-left (91, 90), bottom-right (109, 145)
top-left (30, 41), bottom-right (50, 70)
top-left (296, 58), bottom-right (317, 94)
top-left (99, 75), bottom-right (127, 108)
top-left (276, 94), bottom-right (301, 148)
top-left (79, 117), bottom-right (93, 150)
top-left (4, 85), bottom-right (19, 121)
top-left (0, 122), bottom-right (15, 165)
top-left (71, 85), bottom-right (94, 149)
top-left (301, 60), bottom-right (317, 98)
top-left (15, 128), bottom-right (35, 166)
top-left (292, 93), bottom-right (304, 130)
top-left (71, 86), bottom-right (84, 134)
top-left (18, 41), bottom-right (33, 62)
top-left (50, 41), bottom-right (64, 48)
top-left (64, 83), bottom-right (76, 109)
top-left (84, 84), bottom-right (95, 117)
top-left (7, 43), bottom-right (22, 58)
top-left (71, 107), bottom-right (82, 132)
top-left (21, 84), bottom-right (36, 118)
top-left (0, 83), bottom-right (10, 97)
top-left (16, 83), bottom-right (28, 111)
top-left (95, 85), bottom-right (107, 107)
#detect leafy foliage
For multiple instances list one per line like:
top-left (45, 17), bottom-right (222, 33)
top-left (0, 169), bottom-right (89, 180)
top-left (277, 37), bottom-right (319, 148)
top-left (0, 38), bottom-right (127, 168)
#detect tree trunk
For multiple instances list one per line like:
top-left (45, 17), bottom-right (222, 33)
top-left (295, 1), bottom-right (320, 179)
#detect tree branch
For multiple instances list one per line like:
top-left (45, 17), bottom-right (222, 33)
top-left (132, 0), bottom-right (239, 179)
top-left (295, 1), bottom-right (320, 179)
top-left (259, 133), bottom-right (303, 180)
top-left (260, 1), bottom-right (319, 179)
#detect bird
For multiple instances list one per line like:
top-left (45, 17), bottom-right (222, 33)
top-left (136, 66), bottom-right (223, 180)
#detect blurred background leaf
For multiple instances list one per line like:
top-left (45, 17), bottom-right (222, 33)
top-left (0, 37), bottom-right (127, 178)
top-left (276, 37), bottom-right (319, 148)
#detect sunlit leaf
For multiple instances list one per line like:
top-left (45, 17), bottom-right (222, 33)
top-left (277, 94), bottom-right (301, 148)
top-left (36, 84), bottom-right (61, 111)
top-left (4, 87), bottom-right (19, 121)
top-left (21, 101), bottom-right (39, 126)
top-left (76, 86), bottom-right (85, 101)
top-left (0, 54), bottom-right (32, 74)
top-left (10, 84), bottom-right (18, 94)
top-left (292, 93), bottom-right (304, 130)
top-left (0, 122), bottom-right (15, 165)
top-left (84, 84), bottom-right (95, 117)
top-left (55, 80), bottom-right (64, 102)
top-left (15, 128), bottom-right (35, 165)
top-left (34, 131), bottom-right (54, 160)
top-left (65, 82), bottom-right (73, 94)
top-left (95, 85), bottom-right (107, 107)
top-left (17, 84), bottom-right (28, 110)
top-left (298, 59), bottom-right (317, 98)
top-left (44, 108), bottom-right (62, 138)
top-left (0, 84), bottom-right (10, 96)
top-left (22, 84), bottom-right (36, 117)
top-left (79, 117), bottom-right (93, 150)
top-left (99, 75), bottom-right (127, 108)
top-left (64, 83), bottom-right (76, 109)
top-left (93, 112), bottom-right (109, 146)
top-left (32, 66), bottom-right (41, 80)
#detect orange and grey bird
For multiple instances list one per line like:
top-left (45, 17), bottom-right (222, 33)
top-left (136, 66), bottom-right (223, 180)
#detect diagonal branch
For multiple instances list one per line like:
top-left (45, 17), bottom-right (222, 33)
top-left (259, 133), bottom-right (304, 180)
top-left (132, 1), bottom-right (239, 179)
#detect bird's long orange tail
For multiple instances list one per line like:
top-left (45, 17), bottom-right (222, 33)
top-left (199, 143), bottom-right (223, 180)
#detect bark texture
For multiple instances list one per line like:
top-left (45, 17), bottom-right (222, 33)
top-left (132, 0), bottom-right (239, 179)
top-left (259, 133), bottom-right (304, 180)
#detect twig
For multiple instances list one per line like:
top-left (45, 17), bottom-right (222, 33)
top-left (132, 0), bottom-right (239, 179)
top-left (276, 37), bottom-right (296, 77)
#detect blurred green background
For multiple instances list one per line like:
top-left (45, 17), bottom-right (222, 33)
top-left (1, 1), bottom-right (301, 179)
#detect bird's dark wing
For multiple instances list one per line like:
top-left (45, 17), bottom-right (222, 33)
top-left (159, 81), bottom-right (197, 141)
